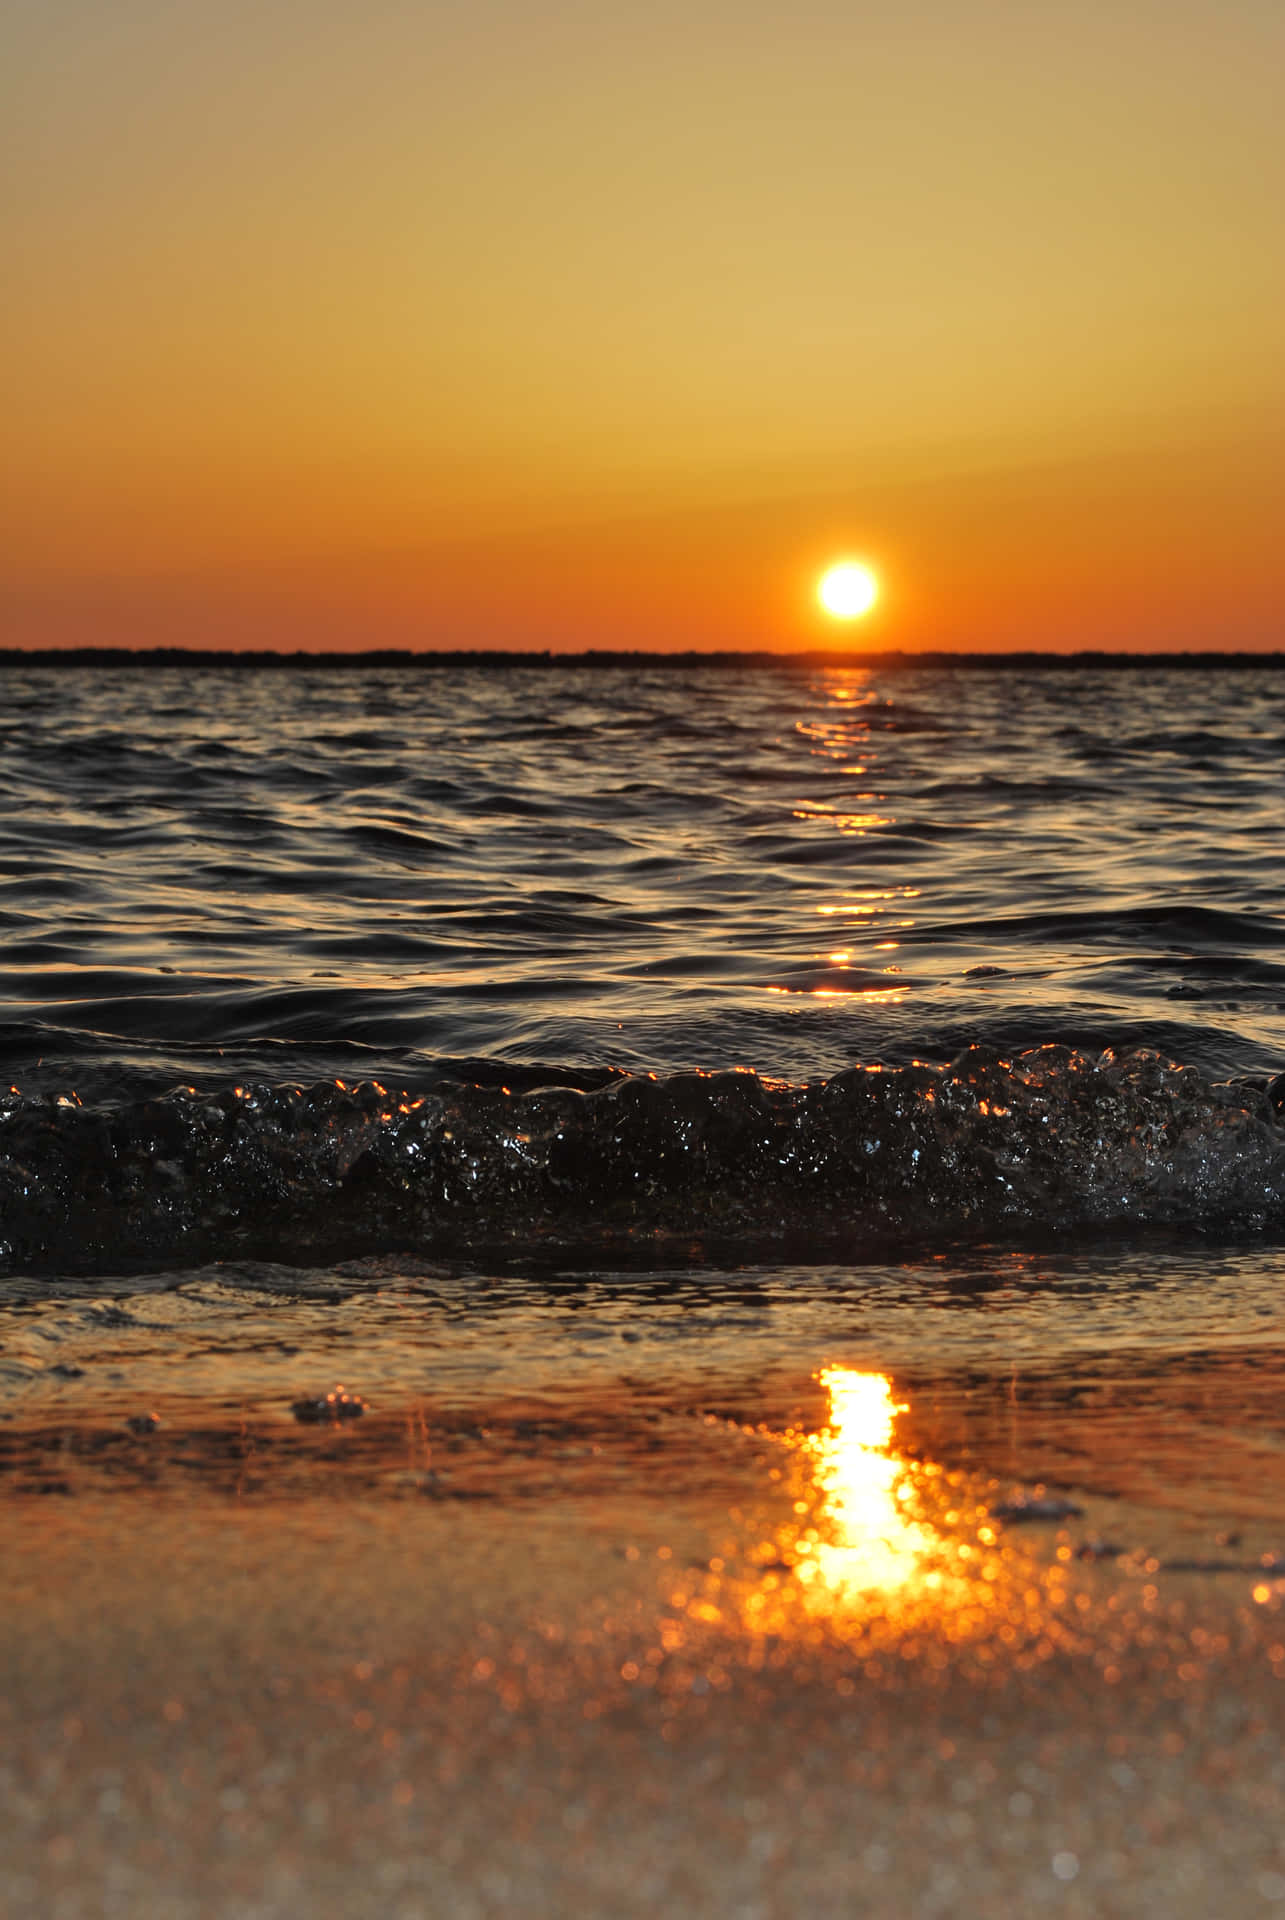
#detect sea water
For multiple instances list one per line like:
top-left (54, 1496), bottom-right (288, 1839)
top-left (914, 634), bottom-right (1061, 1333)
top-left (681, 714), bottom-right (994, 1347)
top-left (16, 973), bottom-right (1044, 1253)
top-left (1, 660), bottom-right (1283, 1532)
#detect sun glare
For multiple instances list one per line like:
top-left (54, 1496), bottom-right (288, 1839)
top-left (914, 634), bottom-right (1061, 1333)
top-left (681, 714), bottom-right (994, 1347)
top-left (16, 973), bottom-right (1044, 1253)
top-left (797, 1368), bottom-right (930, 1598)
top-left (818, 561), bottom-right (879, 620)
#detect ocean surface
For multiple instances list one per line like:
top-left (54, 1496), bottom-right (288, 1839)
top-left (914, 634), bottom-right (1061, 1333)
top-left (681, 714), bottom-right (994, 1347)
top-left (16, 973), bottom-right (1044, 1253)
top-left (2, 659), bottom-right (1284, 1494)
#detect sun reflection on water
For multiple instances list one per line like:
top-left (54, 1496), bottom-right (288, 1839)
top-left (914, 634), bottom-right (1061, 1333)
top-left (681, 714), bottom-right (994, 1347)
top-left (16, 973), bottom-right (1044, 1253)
top-left (795, 1369), bottom-right (931, 1599)
top-left (729, 1365), bottom-right (1009, 1647)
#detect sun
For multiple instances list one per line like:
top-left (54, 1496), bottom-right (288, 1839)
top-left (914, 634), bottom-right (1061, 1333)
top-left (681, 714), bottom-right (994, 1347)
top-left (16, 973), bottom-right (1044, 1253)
top-left (818, 560), bottom-right (879, 621)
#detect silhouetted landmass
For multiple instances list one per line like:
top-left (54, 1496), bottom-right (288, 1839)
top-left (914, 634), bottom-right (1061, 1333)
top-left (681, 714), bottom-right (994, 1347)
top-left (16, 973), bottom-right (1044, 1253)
top-left (0, 646), bottom-right (1282, 671)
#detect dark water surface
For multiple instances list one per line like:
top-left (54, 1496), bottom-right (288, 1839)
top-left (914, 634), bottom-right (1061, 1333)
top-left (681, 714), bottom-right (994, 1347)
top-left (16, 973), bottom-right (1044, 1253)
top-left (1, 661), bottom-right (1283, 1488)
top-left (2, 662), bottom-right (1282, 1089)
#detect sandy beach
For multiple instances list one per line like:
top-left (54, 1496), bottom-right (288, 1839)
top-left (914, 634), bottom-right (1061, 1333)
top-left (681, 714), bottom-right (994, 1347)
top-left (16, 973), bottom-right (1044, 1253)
top-left (5, 1355), bottom-right (1285, 1920)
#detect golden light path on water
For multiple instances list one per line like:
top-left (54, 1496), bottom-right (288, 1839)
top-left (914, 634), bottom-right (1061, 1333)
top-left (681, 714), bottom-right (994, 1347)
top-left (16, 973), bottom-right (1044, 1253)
top-left (766, 675), bottom-right (917, 1003)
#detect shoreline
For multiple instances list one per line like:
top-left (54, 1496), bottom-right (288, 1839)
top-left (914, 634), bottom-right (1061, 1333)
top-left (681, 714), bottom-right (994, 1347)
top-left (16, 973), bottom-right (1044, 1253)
top-left (4, 1416), bottom-right (1285, 1918)
top-left (6, 1242), bottom-right (1285, 1915)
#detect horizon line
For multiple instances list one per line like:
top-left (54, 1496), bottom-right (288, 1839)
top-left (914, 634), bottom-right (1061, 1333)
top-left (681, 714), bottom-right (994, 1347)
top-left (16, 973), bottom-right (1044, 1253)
top-left (1, 645), bottom-right (1283, 672)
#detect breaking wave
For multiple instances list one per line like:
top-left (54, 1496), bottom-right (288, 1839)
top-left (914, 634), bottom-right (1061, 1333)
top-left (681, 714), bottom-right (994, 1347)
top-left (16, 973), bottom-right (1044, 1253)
top-left (3, 1045), bottom-right (1283, 1277)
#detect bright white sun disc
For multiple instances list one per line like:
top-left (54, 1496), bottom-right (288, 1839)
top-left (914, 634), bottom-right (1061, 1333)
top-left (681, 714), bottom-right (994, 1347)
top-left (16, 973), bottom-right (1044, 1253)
top-left (818, 562), bottom-right (879, 620)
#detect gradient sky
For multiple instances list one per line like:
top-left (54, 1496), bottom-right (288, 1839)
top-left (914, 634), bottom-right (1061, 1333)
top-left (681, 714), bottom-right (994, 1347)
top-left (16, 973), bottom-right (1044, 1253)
top-left (5, 0), bottom-right (1283, 652)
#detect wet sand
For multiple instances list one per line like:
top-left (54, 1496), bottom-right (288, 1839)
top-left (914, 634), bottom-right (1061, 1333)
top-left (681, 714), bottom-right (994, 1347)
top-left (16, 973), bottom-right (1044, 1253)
top-left (4, 1369), bottom-right (1285, 1919)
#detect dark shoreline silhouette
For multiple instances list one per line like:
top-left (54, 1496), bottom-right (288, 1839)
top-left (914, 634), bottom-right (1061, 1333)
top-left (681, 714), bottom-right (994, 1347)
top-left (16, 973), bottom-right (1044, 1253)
top-left (1, 645), bottom-right (1282, 671)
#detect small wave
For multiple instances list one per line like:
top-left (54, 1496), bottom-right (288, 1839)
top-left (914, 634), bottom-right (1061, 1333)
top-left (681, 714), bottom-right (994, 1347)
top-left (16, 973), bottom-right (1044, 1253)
top-left (1, 1047), bottom-right (1282, 1278)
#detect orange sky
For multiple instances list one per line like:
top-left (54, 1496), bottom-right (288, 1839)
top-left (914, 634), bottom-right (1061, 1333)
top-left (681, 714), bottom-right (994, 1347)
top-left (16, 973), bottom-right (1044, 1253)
top-left (5, 0), bottom-right (1283, 653)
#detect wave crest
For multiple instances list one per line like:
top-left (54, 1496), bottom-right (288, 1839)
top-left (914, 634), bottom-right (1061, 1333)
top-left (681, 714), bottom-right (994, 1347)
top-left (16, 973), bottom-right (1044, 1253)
top-left (1, 1046), bottom-right (1282, 1276)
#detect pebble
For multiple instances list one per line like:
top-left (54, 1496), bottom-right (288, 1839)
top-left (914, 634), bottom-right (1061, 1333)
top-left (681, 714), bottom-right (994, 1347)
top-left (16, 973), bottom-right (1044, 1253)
top-left (990, 1495), bottom-right (1083, 1524)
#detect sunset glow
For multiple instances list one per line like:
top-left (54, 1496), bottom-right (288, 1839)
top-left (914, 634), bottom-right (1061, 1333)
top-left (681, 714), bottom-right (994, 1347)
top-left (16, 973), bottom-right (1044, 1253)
top-left (5, 1), bottom-right (1283, 653)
